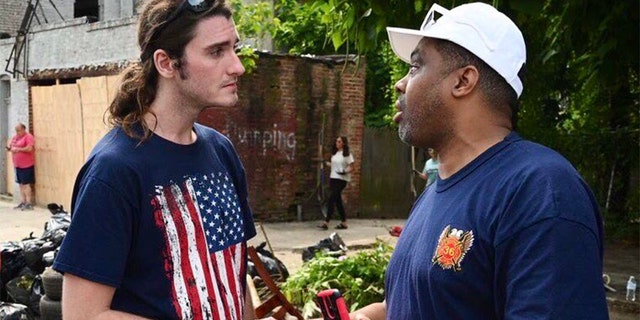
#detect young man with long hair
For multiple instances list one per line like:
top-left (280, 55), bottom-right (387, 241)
top-left (53, 1), bottom-right (259, 318)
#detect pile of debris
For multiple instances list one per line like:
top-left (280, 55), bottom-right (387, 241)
top-left (301, 232), bottom-right (348, 262)
top-left (248, 242), bottom-right (290, 301)
top-left (0, 203), bottom-right (69, 320)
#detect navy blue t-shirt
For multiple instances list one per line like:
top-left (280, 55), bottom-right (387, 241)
top-left (385, 132), bottom-right (608, 319)
top-left (53, 124), bottom-right (256, 319)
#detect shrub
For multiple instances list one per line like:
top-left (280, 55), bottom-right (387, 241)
top-left (282, 240), bottom-right (392, 318)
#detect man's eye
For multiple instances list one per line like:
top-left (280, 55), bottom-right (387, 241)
top-left (210, 48), bottom-right (223, 56)
top-left (409, 64), bottom-right (420, 74)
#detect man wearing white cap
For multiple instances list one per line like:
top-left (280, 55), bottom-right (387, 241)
top-left (351, 2), bottom-right (608, 319)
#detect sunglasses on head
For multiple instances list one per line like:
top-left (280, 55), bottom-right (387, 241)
top-left (141, 0), bottom-right (213, 61)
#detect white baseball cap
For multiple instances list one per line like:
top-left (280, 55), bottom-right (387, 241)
top-left (386, 2), bottom-right (526, 97)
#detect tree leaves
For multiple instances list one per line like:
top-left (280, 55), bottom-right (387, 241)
top-left (233, 0), bottom-right (638, 232)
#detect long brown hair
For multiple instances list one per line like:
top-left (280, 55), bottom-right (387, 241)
top-left (108, 0), bottom-right (232, 141)
top-left (332, 136), bottom-right (350, 157)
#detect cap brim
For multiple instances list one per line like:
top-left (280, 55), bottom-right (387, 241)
top-left (386, 27), bottom-right (427, 64)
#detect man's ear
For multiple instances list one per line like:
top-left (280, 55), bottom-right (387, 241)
top-left (153, 49), bottom-right (177, 78)
top-left (451, 65), bottom-right (479, 98)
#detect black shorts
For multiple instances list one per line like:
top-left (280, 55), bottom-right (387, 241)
top-left (15, 166), bottom-right (35, 184)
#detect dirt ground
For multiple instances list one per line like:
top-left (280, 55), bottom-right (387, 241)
top-left (604, 240), bottom-right (640, 319)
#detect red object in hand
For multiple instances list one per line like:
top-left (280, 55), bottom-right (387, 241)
top-left (316, 289), bottom-right (350, 320)
top-left (388, 225), bottom-right (403, 237)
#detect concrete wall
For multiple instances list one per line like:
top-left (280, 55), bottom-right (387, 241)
top-left (0, 1), bottom-right (27, 36)
top-left (103, 0), bottom-right (137, 21)
top-left (27, 17), bottom-right (138, 72)
top-left (0, 39), bottom-right (30, 129)
top-left (37, 0), bottom-right (74, 23)
top-left (0, 0), bottom-right (74, 37)
top-left (0, 39), bottom-right (16, 74)
top-left (0, 38), bottom-right (31, 198)
top-left (0, 77), bottom-right (10, 195)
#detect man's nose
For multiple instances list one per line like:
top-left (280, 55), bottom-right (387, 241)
top-left (229, 52), bottom-right (245, 77)
top-left (394, 74), bottom-right (408, 94)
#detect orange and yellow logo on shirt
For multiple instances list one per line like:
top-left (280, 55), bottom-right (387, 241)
top-left (432, 225), bottom-right (474, 272)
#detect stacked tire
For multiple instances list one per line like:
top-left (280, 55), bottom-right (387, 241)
top-left (40, 267), bottom-right (62, 320)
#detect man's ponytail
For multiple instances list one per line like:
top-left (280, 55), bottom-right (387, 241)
top-left (108, 60), bottom-right (158, 141)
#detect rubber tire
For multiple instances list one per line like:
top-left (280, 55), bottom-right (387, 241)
top-left (41, 267), bottom-right (63, 301)
top-left (39, 295), bottom-right (62, 320)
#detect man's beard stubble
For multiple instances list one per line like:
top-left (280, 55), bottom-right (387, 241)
top-left (397, 87), bottom-right (447, 149)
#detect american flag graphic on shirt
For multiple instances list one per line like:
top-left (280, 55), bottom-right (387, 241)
top-left (151, 171), bottom-right (247, 320)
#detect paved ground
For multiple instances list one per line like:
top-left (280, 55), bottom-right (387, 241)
top-left (0, 199), bottom-right (52, 242)
top-left (0, 199), bottom-right (637, 318)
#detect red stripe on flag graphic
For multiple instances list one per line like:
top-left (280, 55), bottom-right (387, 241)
top-left (162, 185), bottom-right (204, 319)
top-left (153, 176), bottom-right (247, 319)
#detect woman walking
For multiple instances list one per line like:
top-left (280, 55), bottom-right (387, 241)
top-left (318, 136), bottom-right (354, 230)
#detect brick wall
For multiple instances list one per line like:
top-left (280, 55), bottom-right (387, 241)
top-left (198, 53), bottom-right (365, 221)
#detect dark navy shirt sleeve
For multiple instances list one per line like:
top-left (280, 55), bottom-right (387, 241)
top-left (494, 163), bottom-right (607, 319)
top-left (53, 173), bottom-right (136, 287)
top-left (496, 218), bottom-right (607, 319)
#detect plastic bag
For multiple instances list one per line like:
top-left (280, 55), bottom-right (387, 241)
top-left (0, 302), bottom-right (31, 320)
top-left (1, 242), bottom-right (26, 301)
top-left (41, 229), bottom-right (66, 247)
top-left (46, 203), bottom-right (66, 215)
top-left (41, 249), bottom-right (58, 267)
top-left (5, 275), bottom-right (34, 305)
top-left (247, 242), bottom-right (289, 281)
top-left (302, 232), bottom-right (348, 262)
top-left (21, 240), bottom-right (56, 274)
top-left (40, 213), bottom-right (71, 241)
top-left (27, 276), bottom-right (42, 316)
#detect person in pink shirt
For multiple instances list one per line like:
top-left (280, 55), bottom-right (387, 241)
top-left (6, 123), bottom-right (35, 210)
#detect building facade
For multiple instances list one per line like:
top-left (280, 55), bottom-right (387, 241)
top-left (0, 0), bottom-right (366, 221)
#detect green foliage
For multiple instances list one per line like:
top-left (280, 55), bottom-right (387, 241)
top-left (515, 0), bottom-right (639, 228)
top-left (230, 0), bottom-right (279, 49)
top-left (272, 0), bottom-right (333, 54)
top-left (282, 240), bottom-right (393, 318)
top-left (272, 0), bottom-right (415, 127)
top-left (603, 209), bottom-right (640, 242)
top-left (364, 42), bottom-right (406, 128)
top-left (229, 0), bottom-right (280, 74)
top-left (236, 46), bottom-right (258, 74)
top-left (248, 0), bottom-right (638, 239)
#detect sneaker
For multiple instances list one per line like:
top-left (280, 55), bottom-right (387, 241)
top-left (335, 223), bottom-right (348, 230)
top-left (22, 204), bottom-right (34, 211)
top-left (316, 224), bottom-right (328, 230)
top-left (13, 203), bottom-right (24, 210)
